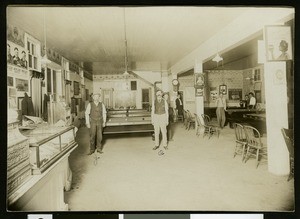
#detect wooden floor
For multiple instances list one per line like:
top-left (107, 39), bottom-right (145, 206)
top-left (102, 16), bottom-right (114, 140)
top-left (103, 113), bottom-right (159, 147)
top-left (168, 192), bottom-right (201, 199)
top-left (65, 122), bottom-right (294, 211)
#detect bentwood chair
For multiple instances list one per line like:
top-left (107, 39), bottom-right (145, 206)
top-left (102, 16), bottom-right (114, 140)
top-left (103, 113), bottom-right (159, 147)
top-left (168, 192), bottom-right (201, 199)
top-left (201, 114), bottom-right (219, 139)
top-left (183, 110), bottom-right (188, 129)
top-left (243, 125), bottom-right (267, 168)
top-left (233, 123), bottom-right (247, 161)
top-left (281, 128), bottom-right (294, 181)
top-left (186, 110), bottom-right (196, 130)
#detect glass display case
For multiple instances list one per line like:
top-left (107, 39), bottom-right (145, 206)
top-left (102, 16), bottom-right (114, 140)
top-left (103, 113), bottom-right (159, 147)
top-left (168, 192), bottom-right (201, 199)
top-left (7, 120), bottom-right (31, 195)
top-left (21, 124), bottom-right (77, 174)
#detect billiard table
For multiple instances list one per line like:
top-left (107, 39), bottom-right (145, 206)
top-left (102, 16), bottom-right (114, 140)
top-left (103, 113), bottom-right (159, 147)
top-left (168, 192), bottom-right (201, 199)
top-left (103, 109), bottom-right (154, 134)
top-left (226, 108), bottom-right (267, 134)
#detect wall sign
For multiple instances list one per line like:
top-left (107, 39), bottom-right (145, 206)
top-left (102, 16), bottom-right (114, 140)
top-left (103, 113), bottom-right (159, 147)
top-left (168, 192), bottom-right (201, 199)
top-left (265, 25), bottom-right (293, 61)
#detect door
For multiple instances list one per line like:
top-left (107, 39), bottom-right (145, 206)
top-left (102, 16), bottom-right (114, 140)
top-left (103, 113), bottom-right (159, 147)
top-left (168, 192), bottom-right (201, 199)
top-left (142, 88), bottom-right (151, 110)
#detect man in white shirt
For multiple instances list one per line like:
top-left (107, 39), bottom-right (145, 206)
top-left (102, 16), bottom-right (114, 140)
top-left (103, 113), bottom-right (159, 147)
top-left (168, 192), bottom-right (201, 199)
top-left (248, 92), bottom-right (256, 109)
top-left (85, 93), bottom-right (107, 155)
top-left (151, 90), bottom-right (169, 155)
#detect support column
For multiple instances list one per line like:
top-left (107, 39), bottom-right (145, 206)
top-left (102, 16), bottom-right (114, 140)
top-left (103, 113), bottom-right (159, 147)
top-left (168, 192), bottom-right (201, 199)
top-left (264, 62), bottom-right (289, 175)
top-left (195, 60), bottom-right (204, 133)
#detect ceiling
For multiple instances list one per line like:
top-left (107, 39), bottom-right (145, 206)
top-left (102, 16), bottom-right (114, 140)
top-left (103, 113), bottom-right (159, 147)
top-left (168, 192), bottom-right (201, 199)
top-left (7, 6), bottom-right (253, 75)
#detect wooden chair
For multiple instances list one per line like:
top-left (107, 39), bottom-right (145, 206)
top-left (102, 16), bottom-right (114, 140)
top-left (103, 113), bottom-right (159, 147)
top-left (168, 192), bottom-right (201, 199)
top-left (194, 113), bottom-right (202, 136)
top-left (201, 114), bottom-right (219, 139)
top-left (186, 110), bottom-right (195, 130)
top-left (183, 110), bottom-right (188, 129)
top-left (281, 128), bottom-right (294, 181)
top-left (243, 125), bottom-right (267, 168)
top-left (233, 123), bottom-right (247, 161)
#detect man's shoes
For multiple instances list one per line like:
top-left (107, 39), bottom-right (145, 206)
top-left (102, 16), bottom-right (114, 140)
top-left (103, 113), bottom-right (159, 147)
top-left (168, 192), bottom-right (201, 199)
top-left (87, 151), bottom-right (95, 155)
top-left (164, 146), bottom-right (168, 150)
top-left (97, 150), bottom-right (104, 154)
top-left (153, 146), bottom-right (159, 150)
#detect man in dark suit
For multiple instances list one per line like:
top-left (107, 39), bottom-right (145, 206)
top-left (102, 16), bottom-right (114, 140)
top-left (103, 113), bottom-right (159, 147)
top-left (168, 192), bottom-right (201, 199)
top-left (175, 93), bottom-right (184, 120)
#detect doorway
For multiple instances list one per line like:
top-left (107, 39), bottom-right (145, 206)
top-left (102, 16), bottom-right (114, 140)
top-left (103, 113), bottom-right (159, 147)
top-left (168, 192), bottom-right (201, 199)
top-left (142, 88), bottom-right (151, 110)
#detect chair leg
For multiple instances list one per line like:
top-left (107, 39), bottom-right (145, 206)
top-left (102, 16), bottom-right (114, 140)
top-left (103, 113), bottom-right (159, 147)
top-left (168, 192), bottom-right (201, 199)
top-left (256, 149), bottom-right (260, 168)
top-left (241, 144), bottom-right (246, 162)
top-left (244, 147), bottom-right (250, 163)
top-left (233, 144), bottom-right (238, 158)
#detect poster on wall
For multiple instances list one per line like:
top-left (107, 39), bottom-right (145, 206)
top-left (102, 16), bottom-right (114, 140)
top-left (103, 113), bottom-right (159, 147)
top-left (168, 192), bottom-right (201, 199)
top-left (7, 76), bottom-right (14, 87)
top-left (195, 87), bottom-right (203, 97)
top-left (210, 87), bottom-right (218, 102)
top-left (7, 41), bottom-right (28, 69)
top-left (7, 24), bottom-right (25, 47)
top-left (194, 73), bottom-right (205, 88)
top-left (265, 25), bottom-right (293, 61)
top-left (15, 78), bottom-right (29, 92)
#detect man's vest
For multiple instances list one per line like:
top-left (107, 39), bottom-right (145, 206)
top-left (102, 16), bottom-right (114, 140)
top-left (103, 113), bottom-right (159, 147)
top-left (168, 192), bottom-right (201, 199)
top-left (154, 99), bottom-right (166, 115)
top-left (90, 102), bottom-right (103, 122)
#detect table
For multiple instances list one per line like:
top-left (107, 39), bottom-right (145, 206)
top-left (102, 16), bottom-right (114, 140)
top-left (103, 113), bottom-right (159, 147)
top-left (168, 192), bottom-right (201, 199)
top-left (244, 113), bottom-right (266, 121)
top-left (103, 109), bottom-right (154, 134)
top-left (225, 108), bottom-right (258, 128)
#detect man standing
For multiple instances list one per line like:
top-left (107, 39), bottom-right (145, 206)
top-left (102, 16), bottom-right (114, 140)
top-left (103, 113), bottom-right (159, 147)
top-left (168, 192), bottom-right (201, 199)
top-left (152, 90), bottom-right (169, 155)
top-left (216, 93), bottom-right (227, 129)
top-left (248, 92), bottom-right (256, 109)
top-left (85, 93), bottom-right (107, 155)
top-left (175, 93), bottom-right (184, 120)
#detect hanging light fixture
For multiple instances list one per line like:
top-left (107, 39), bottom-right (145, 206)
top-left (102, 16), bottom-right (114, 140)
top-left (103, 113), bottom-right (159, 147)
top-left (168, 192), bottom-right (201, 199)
top-left (212, 39), bottom-right (223, 67)
top-left (41, 8), bottom-right (51, 65)
top-left (123, 8), bottom-right (130, 77)
top-left (212, 52), bottom-right (223, 63)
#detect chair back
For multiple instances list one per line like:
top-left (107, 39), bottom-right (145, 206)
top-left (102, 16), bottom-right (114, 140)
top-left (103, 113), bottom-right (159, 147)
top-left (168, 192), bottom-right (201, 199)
top-left (201, 114), bottom-right (210, 125)
top-left (234, 123), bottom-right (246, 142)
top-left (186, 110), bottom-right (194, 120)
top-left (243, 125), bottom-right (263, 149)
top-left (281, 128), bottom-right (294, 157)
top-left (183, 110), bottom-right (188, 119)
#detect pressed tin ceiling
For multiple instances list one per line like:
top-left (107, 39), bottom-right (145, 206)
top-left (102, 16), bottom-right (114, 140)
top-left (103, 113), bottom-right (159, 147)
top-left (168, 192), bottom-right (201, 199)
top-left (7, 6), bottom-right (251, 74)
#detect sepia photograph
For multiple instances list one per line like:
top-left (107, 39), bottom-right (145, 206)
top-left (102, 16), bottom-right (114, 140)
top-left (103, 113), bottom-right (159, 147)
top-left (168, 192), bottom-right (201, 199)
top-left (5, 5), bottom-right (294, 213)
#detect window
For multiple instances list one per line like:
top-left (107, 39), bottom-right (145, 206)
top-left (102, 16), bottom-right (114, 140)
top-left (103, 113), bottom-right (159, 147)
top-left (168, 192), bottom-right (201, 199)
top-left (27, 40), bottom-right (38, 70)
top-left (254, 68), bottom-right (261, 81)
top-left (46, 67), bottom-right (57, 95)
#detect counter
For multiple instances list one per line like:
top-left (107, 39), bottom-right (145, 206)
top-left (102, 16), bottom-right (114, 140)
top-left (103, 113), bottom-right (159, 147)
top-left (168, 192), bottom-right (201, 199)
top-left (7, 124), bottom-right (78, 210)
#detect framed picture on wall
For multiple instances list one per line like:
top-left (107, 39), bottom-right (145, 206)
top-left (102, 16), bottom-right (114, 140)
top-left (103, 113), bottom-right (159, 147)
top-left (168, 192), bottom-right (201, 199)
top-left (265, 25), bottom-right (293, 61)
top-left (219, 84), bottom-right (227, 95)
top-left (195, 87), bottom-right (203, 97)
top-left (228, 89), bottom-right (242, 100)
top-left (15, 78), bottom-right (28, 92)
top-left (7, 76), bottom-right (14, 86)
top-left (195, 73), bottom-right (205, 88)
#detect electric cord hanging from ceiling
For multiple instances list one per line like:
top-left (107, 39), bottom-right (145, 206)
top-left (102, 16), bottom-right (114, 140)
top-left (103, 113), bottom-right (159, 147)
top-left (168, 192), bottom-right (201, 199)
top-left (123, 8), bottom-right (129, 76)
